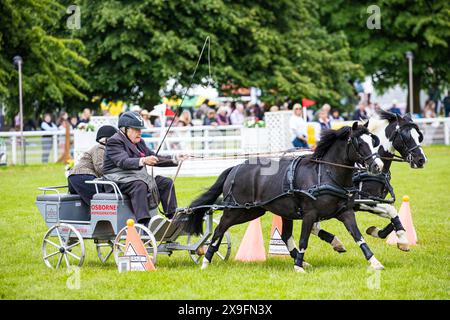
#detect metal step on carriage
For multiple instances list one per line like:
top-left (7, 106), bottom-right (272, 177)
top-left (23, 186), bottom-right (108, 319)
top-left (36, 179), bottom-right (231, 269)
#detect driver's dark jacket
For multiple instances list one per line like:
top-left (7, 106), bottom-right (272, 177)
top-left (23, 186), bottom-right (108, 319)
top-left (103, 131), bottom-right (177, 172)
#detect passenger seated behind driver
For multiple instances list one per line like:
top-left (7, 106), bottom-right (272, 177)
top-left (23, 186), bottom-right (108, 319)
top-left (103, 111), bottom-right (186, 225)
top-left (67, 125), bottom-right (118, 206)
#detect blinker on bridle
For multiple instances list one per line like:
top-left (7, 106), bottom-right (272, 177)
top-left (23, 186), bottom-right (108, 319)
top-left (347, 133), bottom-right (379, 168)
top-left (389, 116), bottom-right (423, 163)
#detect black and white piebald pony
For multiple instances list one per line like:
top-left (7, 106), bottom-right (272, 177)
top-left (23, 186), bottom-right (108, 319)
top-left (175, 123), bottom-right (385, 272)
top-left (280, 111), bottom-right (427, 257)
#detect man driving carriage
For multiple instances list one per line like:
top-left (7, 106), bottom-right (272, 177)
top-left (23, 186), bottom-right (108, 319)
top-left (103, 111), bottom-right (185, 225)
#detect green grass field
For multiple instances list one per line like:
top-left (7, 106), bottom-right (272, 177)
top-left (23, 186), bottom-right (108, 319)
top-left (0, 146), bottom-right (449, 299)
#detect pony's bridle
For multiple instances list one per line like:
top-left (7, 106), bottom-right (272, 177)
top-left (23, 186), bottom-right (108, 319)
top-left (389, 118), bottom-right (423, 164)
top-left (347, 133), bottom-right (380, 169)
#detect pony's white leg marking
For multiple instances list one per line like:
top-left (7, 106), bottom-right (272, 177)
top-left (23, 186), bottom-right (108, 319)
top-left (212, 238), bottom-right (220, 247)
top-left (287, 237), bottom-right (297, 251)
top-left (201, 257), bottom-right (210, 270)
top-left (378, 204), bottom-right (408, 242)
top-left (379, 203), bottom-right (410, 248)
top-left (294, 265), bottom-right (306, 273)
top-left (378, 204), bottom-right (398, 219)
top-left (368, 256), bottom-right (385, 270)
top-left (311, 222), bottom-right (321, 236)
top-left (359, 204), bottom-right (390, 219)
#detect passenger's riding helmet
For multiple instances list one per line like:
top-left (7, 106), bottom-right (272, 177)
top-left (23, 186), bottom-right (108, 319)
top-left (96, 125), bottom-right (118, 145)
top-left (118, 111), bottom-right (146, 130)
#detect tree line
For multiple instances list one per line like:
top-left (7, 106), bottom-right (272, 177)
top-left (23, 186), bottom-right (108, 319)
top-left (1, 0), bottom-right (448, 122)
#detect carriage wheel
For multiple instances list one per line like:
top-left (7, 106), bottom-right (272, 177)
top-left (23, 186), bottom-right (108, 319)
top-left (42, 223), bottom-right (85, 269)
top-left (96, 240), bottom-right (114, 263)
top-left (187, 218), bottom-right (232, 264)
top-left (113, 224), bottom-right (158, 266)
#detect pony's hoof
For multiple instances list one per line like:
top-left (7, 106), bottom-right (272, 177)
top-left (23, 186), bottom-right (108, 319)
top-left (303, 261), bottom-right (313, 269)
top-left (397, 242), bottom-right (410, 252)
top-left (294, 265), bottom-right (306, 273)
top-left (368, 256), bottom-right (385, 270)
top-left (331, 236), bottom-right (346, 253)
top-left (196, 245), bottom-right (208, 256)
top-left (201, 258), bottom-right (210, 270)
top-left (366, 226), bottom-right (381, 238)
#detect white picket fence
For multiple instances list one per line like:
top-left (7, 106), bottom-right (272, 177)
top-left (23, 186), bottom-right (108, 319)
top-left (1, 117), bottom-right (449, 176)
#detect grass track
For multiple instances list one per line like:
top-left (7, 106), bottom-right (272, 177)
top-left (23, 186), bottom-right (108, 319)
top-left (0, 146), bottom-right (449, 299)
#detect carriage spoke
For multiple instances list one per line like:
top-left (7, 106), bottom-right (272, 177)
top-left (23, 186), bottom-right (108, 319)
top-left (65, 229), bottom-right (72, 246)
top-left (64, 254), bottom-right (71, 268)
top-left (55, 228), bottom-right (64, 246)
top-left (45, 238), bottom-right (61, 249)
top-left (44, 251), bottom-right (60, 259)
top-left (143, 239), bottom-right (154, 247)
top-left (66, 250), bottom-right (81, 261)
top-left (56, 254), bottom-right (63, 269)
top-left (66, 241), bottom-right (80, 250)
top-left (217, 252), bottom-right (225, 260)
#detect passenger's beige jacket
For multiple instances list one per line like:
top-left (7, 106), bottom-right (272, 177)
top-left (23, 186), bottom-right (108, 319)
top-left (68, 144), bottom-right (104, 177)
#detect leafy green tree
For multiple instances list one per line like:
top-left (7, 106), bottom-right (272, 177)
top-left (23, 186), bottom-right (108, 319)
top-left (77, 0), bottom-right (361, 109)
top-left (0, 0), bottom-right (89, 121)
top-left (319, 0), bottom-right (450, 113)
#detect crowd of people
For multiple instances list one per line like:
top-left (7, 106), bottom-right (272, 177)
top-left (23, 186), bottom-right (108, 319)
top-left (2, 88), bottom-right (450, 162)
top-left (3, 88), bottom-right (450, 135)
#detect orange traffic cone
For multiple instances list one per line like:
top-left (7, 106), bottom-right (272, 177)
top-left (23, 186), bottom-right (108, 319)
top-left (387, 195), bottom-right (417, 245)
top-left (234, 218), bottom-right (266, 262)
top-left (268, 215), bottom-right (290, 255)
top-left (124, 219), bottom-right (156, 271)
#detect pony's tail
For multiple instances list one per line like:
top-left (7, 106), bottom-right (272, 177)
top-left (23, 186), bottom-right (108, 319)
top-left (174, 167), bottom-right (234, 235)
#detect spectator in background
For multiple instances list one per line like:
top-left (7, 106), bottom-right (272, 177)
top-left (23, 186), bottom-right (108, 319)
top-left (24, 119), bottom-right (37, 131)
top-left (269, 105), bottom-right (279, 112)
top-left (215, 106), bottom-right (230, 125)
top-left (57, 111), bottom-right (71, 131)
top-left (139, 109), bottom-right (153, 141)
top-left (14, 113), bottom-right (21, 131)
top-left (389, 100), bottom-right (402, 115)
top-left (70, 116), bottom-right (79, 129)
top-left (423, 100), bottom-right (436, 118)
top-left (353, 103), bottom-right (368, 120)
top-left (318, 110), bottom-right (331, 131)
top-left (140, 110), bottom-right (153, 129)
top-left (289, 104), bottom-right (308, 148)
top-left (195, 99), bottom-right (210, 120)
top-left (374, 103), bottom-right (382, 114)
top-left (203, 109), bottom-right (218, 126)
top-left (321, 103), bottom-right (333, 121)
top-left (366, 102), bottom-right (376, 118)
top-left (78, 108), bottom-right (92, 125)
top-left (229, 102), bottom-right (245, 125)
top-left (40, 112), bottom-right (58, 163)
top-left (249, 103), bottom-right (264, 121)
top-left (443, 91), bottom-right (450, 117)
top-left (178, 110), bottom-right (193, 127)
top-left (331, 109), bottom-right (344, 122)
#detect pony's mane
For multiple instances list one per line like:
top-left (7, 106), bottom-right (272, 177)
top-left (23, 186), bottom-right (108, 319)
top-left (312, 126), bottom-right (367, 159)
top-left (377, 110), bottom-right (398, 122)
top-left (367, 117), bottom-right (388, 133)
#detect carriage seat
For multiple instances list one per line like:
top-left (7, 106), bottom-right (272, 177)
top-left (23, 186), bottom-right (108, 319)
top-left (36, 193), bottom-right (82, 202)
